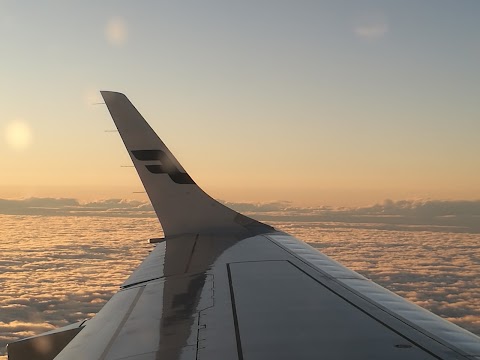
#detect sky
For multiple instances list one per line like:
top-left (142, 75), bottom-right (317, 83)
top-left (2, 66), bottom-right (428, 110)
top-left (1, 1), bottom-right (480, 206)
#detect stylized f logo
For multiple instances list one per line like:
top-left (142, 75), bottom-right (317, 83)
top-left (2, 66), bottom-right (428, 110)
top-left (131, 149), bottom-right (195, 184)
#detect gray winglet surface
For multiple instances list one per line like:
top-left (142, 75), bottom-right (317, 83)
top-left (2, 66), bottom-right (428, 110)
top-left (101, 91), bottom-right (268, 237)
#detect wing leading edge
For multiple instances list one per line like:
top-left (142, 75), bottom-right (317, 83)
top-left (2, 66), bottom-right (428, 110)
top-left (8, 92), bottom-right (480, 360)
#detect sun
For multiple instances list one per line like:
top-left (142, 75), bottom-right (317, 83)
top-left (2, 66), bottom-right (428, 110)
top-left (5, 120), bottom-right (33, 151)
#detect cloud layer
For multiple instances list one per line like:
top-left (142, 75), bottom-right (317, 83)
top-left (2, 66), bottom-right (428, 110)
top-left (0, 199), bottom-right (479, 357)
top-left (0, 198), bottom-right (154, 217)
top-left (227, 199), bottom-right (480, 234)
top-left (0, 215), bottom-right (160, 358)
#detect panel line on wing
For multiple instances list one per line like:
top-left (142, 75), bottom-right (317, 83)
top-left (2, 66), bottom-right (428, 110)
top-left (185, 234), bottom-right (200, 273)
top-left (227, 263), bottom-right (245, 360)
top-left (121, 276), bottom-right (166, 289)
top-left (99, 286), bottom-right (146, 360)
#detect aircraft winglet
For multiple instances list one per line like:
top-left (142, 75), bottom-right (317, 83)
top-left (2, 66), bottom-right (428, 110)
top-left (101, 91), bottom-right (271, 237)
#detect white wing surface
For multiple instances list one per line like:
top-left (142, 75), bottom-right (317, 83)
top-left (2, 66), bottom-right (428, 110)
top-left (8, 92), bottom-right (480, 360)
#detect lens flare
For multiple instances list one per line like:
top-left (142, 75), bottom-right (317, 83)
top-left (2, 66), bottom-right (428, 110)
top-left (105, 17), bottom-right (128, 47)
top-left (354, 11), bottom-right (388, 40)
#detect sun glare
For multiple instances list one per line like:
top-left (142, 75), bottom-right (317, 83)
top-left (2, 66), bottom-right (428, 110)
top-left (5, 120), bottom-right (33, 151)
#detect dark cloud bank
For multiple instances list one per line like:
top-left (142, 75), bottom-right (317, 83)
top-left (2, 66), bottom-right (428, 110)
top-left (0, 198), bottom-right (153, 217)
top-left (1, 197), bottom-right (480, 233)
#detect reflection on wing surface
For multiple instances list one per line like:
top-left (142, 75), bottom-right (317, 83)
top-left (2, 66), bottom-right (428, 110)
top-left (55, 230), bottom-right (480, 359)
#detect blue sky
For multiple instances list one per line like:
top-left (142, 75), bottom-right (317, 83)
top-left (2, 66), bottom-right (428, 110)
top-left (1, 1), bottom-right (479, 205)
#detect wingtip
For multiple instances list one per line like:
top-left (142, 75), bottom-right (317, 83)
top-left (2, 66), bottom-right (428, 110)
top-left (100, 90), bottom-right (124, 95)
top-left (100, 91), bottom-right (127, 101)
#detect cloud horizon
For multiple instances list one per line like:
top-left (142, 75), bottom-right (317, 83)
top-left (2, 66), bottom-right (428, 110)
top-left (1, 197), bottom-right (479, 233)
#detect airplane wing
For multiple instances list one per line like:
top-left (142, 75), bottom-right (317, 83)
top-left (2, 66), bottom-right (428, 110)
top-left (8, 92), bottom-right (480, 360)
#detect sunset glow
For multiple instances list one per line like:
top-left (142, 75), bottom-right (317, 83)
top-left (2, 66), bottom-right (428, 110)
top-left (1, 1), bottom-right (479, 358)
top-left (0, 1), bottom-right (478, 206)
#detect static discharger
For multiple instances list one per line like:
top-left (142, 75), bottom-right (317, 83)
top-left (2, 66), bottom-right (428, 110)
top-left (149, 238), bottom-right (165, 244)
